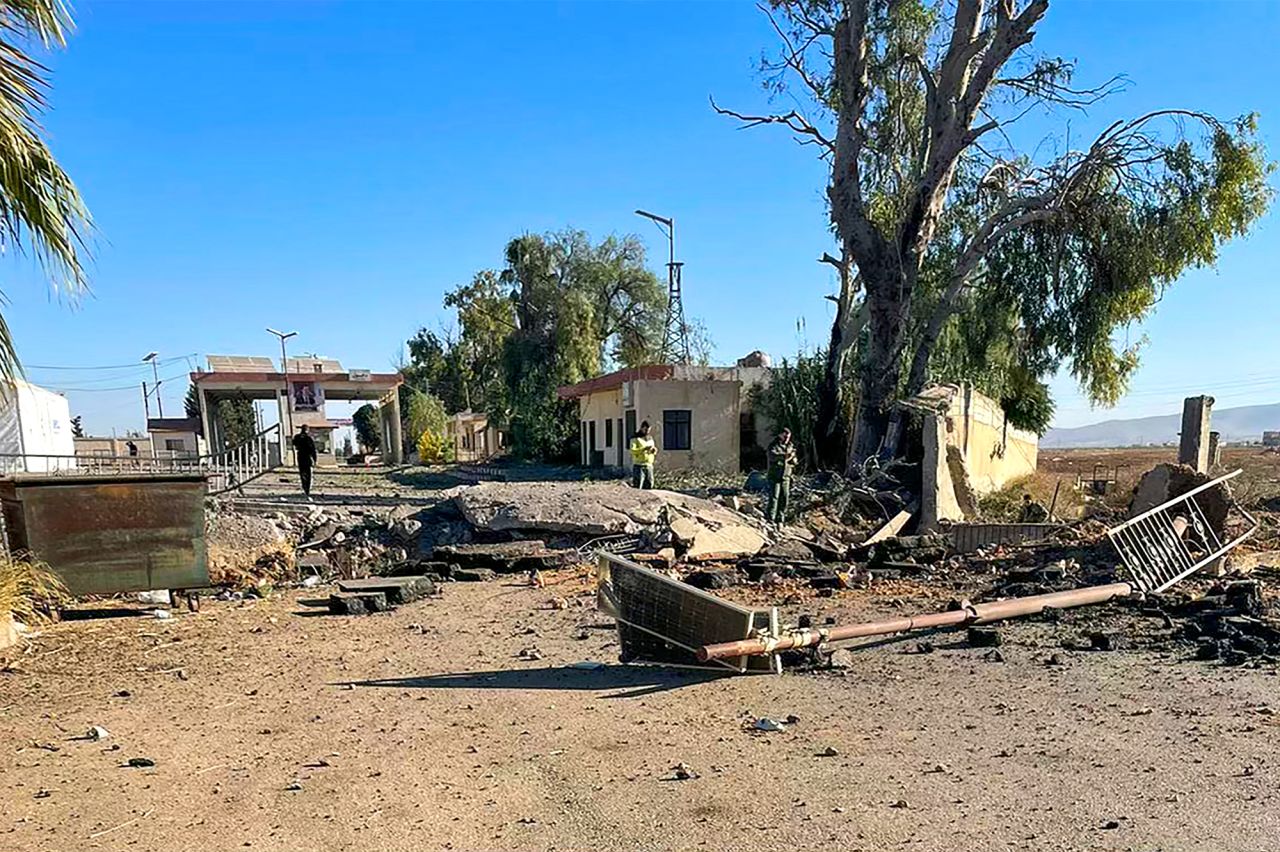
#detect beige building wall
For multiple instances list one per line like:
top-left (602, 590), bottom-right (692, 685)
top-left (945, 385), bottom-right (1039, 494)
top-left (631, 379), bottom-right (740, 474)
top-left (74, 436), bottom-right (152, 458)
top-left (576, 387), bottom-right (625, 467)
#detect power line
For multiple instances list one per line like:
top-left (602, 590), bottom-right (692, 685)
top-left (46, 370), bottom-right (191, 393)
top-left (24, 354), bottom-right (196, 371)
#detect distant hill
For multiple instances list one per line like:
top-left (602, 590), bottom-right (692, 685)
top-left (1042, 401), bottom-right (1280, 448)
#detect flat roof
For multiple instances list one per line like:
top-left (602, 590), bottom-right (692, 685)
top-left (557, 365), bottom-right (673, 400)
top-left (191, 371), bottom-right (402, 400)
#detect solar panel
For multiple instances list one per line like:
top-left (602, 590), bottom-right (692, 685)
top-left (286, 356), bottom-right (344, 374)
top-left (597, 553), bottom-right (779, 673)
top-left (206, 355), bottom-right (276, 372)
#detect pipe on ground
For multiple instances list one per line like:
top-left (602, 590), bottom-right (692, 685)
top-left (696, 582), bottom-right (1134, 662)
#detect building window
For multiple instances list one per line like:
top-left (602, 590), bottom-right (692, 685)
top-left (164, 439), bottom-right (185, 451)
top-left (605, 418), bottom-right (613, 447)
top-left (663, 409), bottom-right (692, 451)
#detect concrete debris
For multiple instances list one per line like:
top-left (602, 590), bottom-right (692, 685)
top-left (1130, 463), bottom-right (1231, 536)
top-left (328, 591), bottom-right (389, 615)
top-left (336, 575), bottom-right (435, 605)
top-left (451, 481), bottom-right (765, 558)
top-left (432, 541), bottom-right (572, 574)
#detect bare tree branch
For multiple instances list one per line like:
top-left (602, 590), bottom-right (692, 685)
top-left (710, 96), bottom-right (835, 154)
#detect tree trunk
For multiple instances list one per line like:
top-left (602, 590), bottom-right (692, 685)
top-left (814, 253), bottom-right (859, 468)
top-left (904, 307), bottom-right (947, 397)
top-left (848, 269), bottom-right (910, 469)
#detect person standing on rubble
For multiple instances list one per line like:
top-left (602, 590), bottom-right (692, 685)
top-left (765, 428), bottom-right (797, 524)
top-left (629, 420), bottom-right (657, 489)
top-left (292, 424), bottom-right (318, 498)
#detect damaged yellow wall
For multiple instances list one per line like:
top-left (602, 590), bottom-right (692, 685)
top-left (945, 386), bottom-right (1039, 494)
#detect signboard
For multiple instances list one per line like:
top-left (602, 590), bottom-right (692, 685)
top-left (349, 369), bottom-right (372, 382)
top-left (289, 380), bottom-right (324, 412)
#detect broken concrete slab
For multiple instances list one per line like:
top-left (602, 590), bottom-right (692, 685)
top-left (328, 591), bottom-right (389, 615)
top-left (336, 575), bottom-right (435, 605)
top-left (450, 481), bottom-right (766, 558)
top-left (431, 541), bottom-right (573, 573)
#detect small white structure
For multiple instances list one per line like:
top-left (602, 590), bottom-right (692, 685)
top-left (0, 380), bottom-right (75, 472)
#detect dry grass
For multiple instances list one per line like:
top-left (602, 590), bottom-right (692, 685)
top-left (207, 540), bottom-right (296, 588)
top-left (0, 553), bottom-right (69, 625)
top-left (978, 470), bottom-right (1085, 521)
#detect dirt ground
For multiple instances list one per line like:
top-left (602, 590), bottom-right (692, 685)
top-left (5, 453), bottom-right (1280, 851)
top-left (4, 578), bottom-right (1280, 851)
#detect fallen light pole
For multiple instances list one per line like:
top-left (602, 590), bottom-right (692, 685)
top-left (603, 469), bottom-right (1257, 672)
top-left (697, 582), bottom-right (1134, 662)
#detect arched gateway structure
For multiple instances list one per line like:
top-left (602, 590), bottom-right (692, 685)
top-left (191, 355), bottom-right (403, 464)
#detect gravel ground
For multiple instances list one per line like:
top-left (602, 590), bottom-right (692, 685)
top-left (3, 571), bottom-right (1280, 852)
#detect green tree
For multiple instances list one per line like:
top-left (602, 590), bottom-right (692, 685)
top-left (442, 269), bottom-right (517, 413)
top-left (0, 1), bottom-right (92, 382)
top-left (353, 403), bottom-right (381, 452)
top-left (405, 388), bottom-right (448, 446)
top-left (70, 414), bottom-right (83, 438)
top-left (754, 351), bottom-right (826, 472)
top-left (720, 0), bottom-right (1272, 468)
top-left (215, 397), bottom-right (256, 448)
top-left (434, 230), bottom-right (669, 460)
top-left (184, 384), bottom-right (201, 418)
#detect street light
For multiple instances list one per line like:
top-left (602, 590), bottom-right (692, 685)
top-left (267, 328), bottom-right (298, 451)
top-left (635, 209), bottom-right (690, 363)
top-left (634, 209), bottom-right (674, 267)
top-left (142, 351), bottom-right (162, 417)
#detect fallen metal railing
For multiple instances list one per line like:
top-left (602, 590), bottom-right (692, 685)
top-left (1106, 468), bottom-right (1257, 594)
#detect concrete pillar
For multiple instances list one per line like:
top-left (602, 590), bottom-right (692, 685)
top-left (384, 392), bottom-right (403, 464)
top-left (1208, 431), bottom-right (1222, 469)
top-left (919, 413), bottom-right (965, 532)
top-left (197, 385), bottom-right (213, 456)
top-left (1177, 395), bottom-right (1214, 474)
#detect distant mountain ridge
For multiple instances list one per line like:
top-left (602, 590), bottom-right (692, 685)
top-left (1042, 401), bottom-right (1280, 448)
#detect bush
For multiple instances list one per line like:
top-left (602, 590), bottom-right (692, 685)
top-left (417, 430), bottom-right (454, 464)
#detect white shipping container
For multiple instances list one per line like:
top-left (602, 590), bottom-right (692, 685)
top-left (0, 380), bottom-right (75, 472)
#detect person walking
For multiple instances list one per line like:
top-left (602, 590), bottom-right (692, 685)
top-left (765, 427), bottom-right (797, 524)
top-left (292, 424), bottom-right (318, 498)
top-left (628, 420), bottom-right (657, 490)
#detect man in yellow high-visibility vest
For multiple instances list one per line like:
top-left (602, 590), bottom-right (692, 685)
top-left (628, 420), bottom-right (657, 489)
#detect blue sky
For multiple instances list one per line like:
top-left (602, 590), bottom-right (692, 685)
top-left (7, 0), bottom-right (1279, 435)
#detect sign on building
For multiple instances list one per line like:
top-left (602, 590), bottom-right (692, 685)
top-left (349, 369), bottom-right (372, 382)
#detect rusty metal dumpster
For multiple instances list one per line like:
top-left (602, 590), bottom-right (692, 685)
top-left (0, 473), bottom-right (208, 596)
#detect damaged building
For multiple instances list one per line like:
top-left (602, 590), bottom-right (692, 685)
top-left (900, 384), bottom-right (1040, 529)
top-left (557, 355), bottom-right (773, 475)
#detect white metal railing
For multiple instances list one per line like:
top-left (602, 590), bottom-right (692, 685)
top-left (203, 423), bottom-right (283, 494)
top-left (0, 423), bottom-right (284, 494)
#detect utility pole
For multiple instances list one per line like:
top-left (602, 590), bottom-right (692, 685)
top-left (267, 328), bottom-right (298, 454)
top-left (635, 209), bottom-right (690, 364)
top-left (142, 352), bottom-right (163, 417)
top-left (141, 381), bottom-right (150, 420)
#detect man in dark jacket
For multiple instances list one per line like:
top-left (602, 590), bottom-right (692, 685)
top-left (292, 425), bottom-right (318, 497)
top-left (765, 428), bottom-right (797, 524)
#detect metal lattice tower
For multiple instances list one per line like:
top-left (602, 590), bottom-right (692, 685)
top-left (636, 209), bottom-right (691, 364)
top-left (662, 260), bottom-right (690, 364)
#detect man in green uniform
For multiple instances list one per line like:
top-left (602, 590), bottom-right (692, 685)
top-left (629, 420), bottom-right (657, 489)
top-left (765, 427), bottom-right (796, 524)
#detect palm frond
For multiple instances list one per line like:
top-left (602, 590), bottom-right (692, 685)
top-left (0, 0), bottom-right (91, 383)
